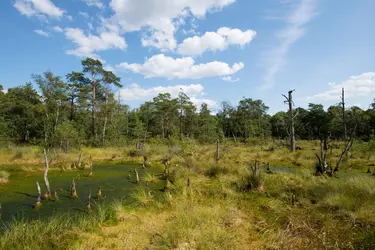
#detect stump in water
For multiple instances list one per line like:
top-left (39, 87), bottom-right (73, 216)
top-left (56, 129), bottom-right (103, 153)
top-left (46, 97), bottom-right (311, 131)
top-left (71, 160), bottom-right (77, 169)
top-left (34, 182), bottom-right (42, 209)
top-left (88, 154), bottom-right (93, 177)
top-left (43, 148), bottom-right (52, 200)
top-left (142, 155), bottom-right (151, 168)
top-left (87, 190), bottom-right (92, 215)
top-left (135, 169), bottom-right (140, 184)
top-left (266, 163), bottom-right (274, 174)
top-left (71, 179), bottom-right (78, 198)
top-left (77, 152), bottom-right (83, 169)
top-left (54, 190), bottom-right (59, 201)
top-left (97, 186), bottom-right (102, 199)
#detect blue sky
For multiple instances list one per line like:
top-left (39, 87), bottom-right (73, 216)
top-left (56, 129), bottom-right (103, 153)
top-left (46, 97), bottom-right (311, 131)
top-left (1, 0), bottom-right (375, 113)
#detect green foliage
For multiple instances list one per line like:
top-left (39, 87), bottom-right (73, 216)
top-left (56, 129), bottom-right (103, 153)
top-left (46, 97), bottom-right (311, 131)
top-left (54, 121), bottom-right (80, 150)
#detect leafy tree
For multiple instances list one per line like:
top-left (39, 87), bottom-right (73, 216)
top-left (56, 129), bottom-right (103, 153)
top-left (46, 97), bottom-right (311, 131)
top-left (81, 58), bottom-right (122, 143)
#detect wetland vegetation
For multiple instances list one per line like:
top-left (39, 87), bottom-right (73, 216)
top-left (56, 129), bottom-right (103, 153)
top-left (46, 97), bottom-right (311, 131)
top-left (1, 58), bottom-right (375, 249)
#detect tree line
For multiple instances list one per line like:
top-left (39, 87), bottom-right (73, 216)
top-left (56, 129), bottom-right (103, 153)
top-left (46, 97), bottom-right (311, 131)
top-left (1, 57), bottom-right (375, 148)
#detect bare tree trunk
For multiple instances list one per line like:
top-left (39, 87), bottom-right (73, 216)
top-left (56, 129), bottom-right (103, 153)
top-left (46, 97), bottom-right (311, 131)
top-left (78, 152), bottom-right (82, 168)
top-left (216, 139), bottom-right (220, 162)
top-left (71, 179), bottom-right (78, 198)
top-left (88, 154), bottom-right (93, 176)
top-left (135, 169), bottom-right (140, 184)
top-left (87, 189), bottom-right (92, 215)
top-left (92, 81), bottom-right (97, 141)
top-left (51, 102), bottom-right (60, 143)
top-left (334, 127), bottom-right (356, 172)
top-left (70, 96), bottom-right (74, 121)
top-left (43, 148), bottom-right (51, 199)
top-left (34, 182), bottom-right (42, 209)
top-left (102, 89), bottom-right (108, 146)
top-left (282, 90), bottom-right (296, 152)
top-left (341, 88), bottom-right (347, 140)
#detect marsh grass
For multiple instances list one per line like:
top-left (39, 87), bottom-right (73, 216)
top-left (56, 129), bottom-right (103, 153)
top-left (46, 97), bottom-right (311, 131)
top-left (1, 140), bottom-right (375, 249)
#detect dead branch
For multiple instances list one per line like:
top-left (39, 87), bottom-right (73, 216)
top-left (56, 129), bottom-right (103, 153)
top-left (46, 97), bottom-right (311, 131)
top-left (334, 126), bottom-right (356, 172)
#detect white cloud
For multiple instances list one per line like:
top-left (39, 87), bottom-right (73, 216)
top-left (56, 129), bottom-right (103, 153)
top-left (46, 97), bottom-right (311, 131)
top-left (118, 83), bottom-right (217, 109)
top-left (222, 76), bottom-right (239, 82)
top-left (262, 0), bottom-right (317, 89)
top-left (34, 29), bottom-right (49, 37)
top-left (119, 83), bottom-right (203, 100)
top-left (66, 15), bottom-right (73, 21)
top-left (178, 27), bottom-right (256, 56)
top-left (79, 12), bottom-right (90, 19)
top-left (64, 28), bottom-right (127, 59)
top-left (81, 0), bottom-right (104, 9)
top-left (107, 0), bottom-right (236, 51)
top-left (117, 54), bottom-right (244, 79)
top-left (190, 97), bottom-right (217, 109)
top-left (307, 72), bottom-right (375, 101)
top-left (14, 0), bottom-right (64, 19)
top-left (104, 65), bottom-right (116, 73)
top-left (52, 26), bottom-right (63, 32)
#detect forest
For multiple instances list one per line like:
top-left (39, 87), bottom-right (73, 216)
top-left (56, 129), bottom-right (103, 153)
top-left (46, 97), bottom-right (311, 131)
top-left (1, 58), bottom-right (375, 147)
top-left (1, 58), bottom-right (375, 249)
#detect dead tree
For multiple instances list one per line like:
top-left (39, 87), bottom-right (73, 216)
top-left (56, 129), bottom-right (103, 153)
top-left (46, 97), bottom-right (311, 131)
top-left (341, 88), bottom-right (347, 140)
top-left (135, 169), bottom-right (140, 184)
top-left (215, 139), bottom-right (220, 162)
top-left (87, 189), bottom-right (92, 215)
top-left (77, 152), bottom-right (83, 168)
top-left (315, 139), bottom-right (328, 175)
top-left (43, 148), bottom-right (52, 199)
top-left (334, 127), bottom-right (356, 172)
top-left (71, 160), bottom-right (77, 169)
top-left (71, 179), bottom-right (78, 198)
top-left (97, 186), bottom-right (102, 199)
top-left (88, 154), bottom-right (93, 176)
top-left (282, 90), bottom-right (297, 152)
top-left (34, 182), bottom-right (42, 209)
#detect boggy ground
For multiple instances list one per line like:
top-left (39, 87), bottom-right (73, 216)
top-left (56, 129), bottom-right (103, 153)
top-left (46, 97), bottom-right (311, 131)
top-left (1, 140), bottom-right (375, 249)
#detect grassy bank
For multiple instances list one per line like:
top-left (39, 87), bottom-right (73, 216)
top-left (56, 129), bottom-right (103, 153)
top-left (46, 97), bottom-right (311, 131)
top-left (1, 140), bottom-right (375, 249)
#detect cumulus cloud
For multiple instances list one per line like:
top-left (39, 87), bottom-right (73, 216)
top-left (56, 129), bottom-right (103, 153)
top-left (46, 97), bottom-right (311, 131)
top-left (107, 0), bottom-right (236, 51)
top-left (81, 0), bottom-right (104, 9)
top-left (307, 72), bottom-right (375, 101)
top-left (52, 26), bottom-right (63, 32)
top-left (262, 0), bottom-right (317, 89)
top-left (222, 76), bottom-right (239, 82)
top-left (14, 0), bottom-right (64, 19)
top-left (118, 83), bottom-right (217, 109)
top-left (117, 54), bottom-right (244, 79)
top-left (178, 27), bottom-right (256, 56)
top-left (34, 29), bottom-right (49, 37)
top-left (64, 28), bottom-right (127, 59)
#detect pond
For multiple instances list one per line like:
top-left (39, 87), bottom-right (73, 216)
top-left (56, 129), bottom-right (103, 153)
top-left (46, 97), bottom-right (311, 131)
top-left (0, 164), bottom-right (164, 222)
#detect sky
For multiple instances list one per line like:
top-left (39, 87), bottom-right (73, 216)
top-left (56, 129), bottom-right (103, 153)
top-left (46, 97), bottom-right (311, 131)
top-left (1, 0), bottom-right (375, 114)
